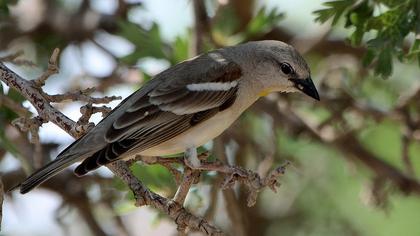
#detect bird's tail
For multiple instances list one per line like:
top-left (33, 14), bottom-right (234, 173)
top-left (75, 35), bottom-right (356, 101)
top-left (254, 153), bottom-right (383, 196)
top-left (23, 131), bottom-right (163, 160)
top-left (16, 153), bottom-right (85, 194)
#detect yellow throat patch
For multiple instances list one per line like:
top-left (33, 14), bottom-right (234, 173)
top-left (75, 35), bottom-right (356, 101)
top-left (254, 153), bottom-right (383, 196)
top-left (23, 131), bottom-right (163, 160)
top-left (258, 89), bottom-right (272, 97)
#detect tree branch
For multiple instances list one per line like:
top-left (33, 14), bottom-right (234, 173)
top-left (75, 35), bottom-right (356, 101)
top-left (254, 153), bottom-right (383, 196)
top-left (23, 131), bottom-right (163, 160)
top-left (108, 161), bottom-right (224, 236)
top-left (0, 62), bottom-right (84, 138)
top-left (192, 0), bottom-right (212, 54)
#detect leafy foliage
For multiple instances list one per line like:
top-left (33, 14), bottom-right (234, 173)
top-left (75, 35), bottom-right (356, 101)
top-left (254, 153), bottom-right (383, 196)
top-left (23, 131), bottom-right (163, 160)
top-left (119, 21), bottom-right (168, 64)
top-left (314, 0), bottom-right (353, 24)
top-left (314, 0), bottom-right (420, 78)
top-left (212, 5), bottom-right (284, 45)
top-left (246, 7), bottom-right (284, 37)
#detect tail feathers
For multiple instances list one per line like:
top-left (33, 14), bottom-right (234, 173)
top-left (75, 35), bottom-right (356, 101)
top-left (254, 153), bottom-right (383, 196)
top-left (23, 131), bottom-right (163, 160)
top-left (74, 144), bottom-right (121, 176)
top-left (74, 154), bottom-right (101, 176)
top-left (18, 155), bottom-right (81, 194)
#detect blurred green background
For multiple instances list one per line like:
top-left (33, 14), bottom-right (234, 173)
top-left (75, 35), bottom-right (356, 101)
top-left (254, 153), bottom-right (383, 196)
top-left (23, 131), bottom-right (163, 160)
top-left (1, 0), bottom-right (420, 235)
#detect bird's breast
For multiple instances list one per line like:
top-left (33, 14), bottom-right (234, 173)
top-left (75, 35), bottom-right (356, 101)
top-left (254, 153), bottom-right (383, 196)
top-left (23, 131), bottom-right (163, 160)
top-left (138, 107), bottom-right (240, 156)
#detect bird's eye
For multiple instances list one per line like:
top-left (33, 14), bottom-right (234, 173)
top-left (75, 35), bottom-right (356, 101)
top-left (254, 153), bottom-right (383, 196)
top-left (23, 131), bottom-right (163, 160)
top-left (280, 62), bottom-right (293, 75)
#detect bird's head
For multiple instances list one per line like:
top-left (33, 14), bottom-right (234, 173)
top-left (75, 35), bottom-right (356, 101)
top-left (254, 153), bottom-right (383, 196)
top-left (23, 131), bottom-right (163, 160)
top-left (243, 40), bottom-right (320, 101)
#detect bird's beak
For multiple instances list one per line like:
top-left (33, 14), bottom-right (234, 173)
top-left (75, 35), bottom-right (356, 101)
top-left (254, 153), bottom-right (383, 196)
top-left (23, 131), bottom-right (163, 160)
top-left (290, 77), bottom-right (320, 101)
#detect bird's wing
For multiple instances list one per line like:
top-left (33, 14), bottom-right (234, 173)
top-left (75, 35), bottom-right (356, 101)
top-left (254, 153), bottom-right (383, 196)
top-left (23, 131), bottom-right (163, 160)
top-left (74, 52), bottom-right (243, 175)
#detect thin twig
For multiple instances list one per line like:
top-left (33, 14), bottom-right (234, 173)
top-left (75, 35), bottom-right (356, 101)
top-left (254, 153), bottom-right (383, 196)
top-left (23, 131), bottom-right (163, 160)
top-left (137, 152), bottom-right (289, 207)
top-left (0, 51), bottom-right (37, 66)
top-left (34, 48), bottom-right (60, 87)
top-left (173, 167), bottom-right (200, 204)
top-left (46, 88), bottom-right (121, 104)
top-left (402, 134), bottom-right (415, 177)
top-left (11, 116), bottom-right (45, 168)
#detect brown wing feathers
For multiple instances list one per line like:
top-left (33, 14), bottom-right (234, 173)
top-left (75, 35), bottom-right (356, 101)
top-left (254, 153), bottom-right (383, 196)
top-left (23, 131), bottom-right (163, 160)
top-left (74, 54), bottom-right (242, 176)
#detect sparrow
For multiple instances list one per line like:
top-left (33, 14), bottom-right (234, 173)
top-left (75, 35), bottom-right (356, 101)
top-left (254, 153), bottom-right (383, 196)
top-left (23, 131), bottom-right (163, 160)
top-left (17, 40), bottom-right (319, 194)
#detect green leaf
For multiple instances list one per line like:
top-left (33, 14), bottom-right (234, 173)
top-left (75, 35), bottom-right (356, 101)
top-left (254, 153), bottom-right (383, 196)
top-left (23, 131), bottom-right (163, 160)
top-left (345, 1), bottom-right (374, 46)
top-left (375, 48), bottom-right (393, 78)
top-left (212, 6), bottom-right (241, 36)
top-left (315, 0), bottom-right (420, 77)
top-left (408, 39), bottom-right (420, 57)
top-left (367, 10), bottom-right (399, 30)
top-left (366, 37), bottom-right (386, 49)
top-left (381, 0), bottom-right (407, 8)
top-left (246, 7), bottom-right (284, 36)
top-left (349, 27), bottom-right (364, 46)
top-left (362, 49), bottom-right (376, 67)
top-left (130, 163), bottom-right (176, 191)
top-left (118, 21), bottom-right (167, 64)
top-left (416, 0), bottom-right (420, 34)
top-left (407, 39), bottom-right (420, 67)
top-left (169, 35), bottom-right (189, 64)
top-left (314, 0), bottom-right (354, 25)
top-left (345, 1), bottom-right (373, 27)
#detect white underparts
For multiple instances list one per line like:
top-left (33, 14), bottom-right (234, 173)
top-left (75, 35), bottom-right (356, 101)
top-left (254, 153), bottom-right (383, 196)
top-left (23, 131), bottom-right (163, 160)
top-left (186, 81), bottom-right (238, 91)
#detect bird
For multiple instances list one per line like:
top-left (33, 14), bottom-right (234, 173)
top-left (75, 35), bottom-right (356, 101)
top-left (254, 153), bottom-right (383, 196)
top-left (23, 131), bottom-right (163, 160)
top-left (16, 40), bottom-right (319, 194)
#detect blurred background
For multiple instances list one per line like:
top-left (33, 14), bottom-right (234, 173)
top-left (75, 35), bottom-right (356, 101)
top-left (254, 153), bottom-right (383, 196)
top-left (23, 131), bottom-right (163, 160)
top-left (1, 0), bottom-right (420, 235)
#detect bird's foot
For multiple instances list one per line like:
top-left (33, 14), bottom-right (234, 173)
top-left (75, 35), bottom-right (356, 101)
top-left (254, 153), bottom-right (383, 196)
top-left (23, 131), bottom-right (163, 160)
top-left (184, 147), bottom-right (201, 169)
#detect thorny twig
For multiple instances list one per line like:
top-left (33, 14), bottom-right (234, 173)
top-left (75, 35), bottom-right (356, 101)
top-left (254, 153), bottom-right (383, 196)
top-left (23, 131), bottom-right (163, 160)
top-left (0, 51), bottom-right (36, 66)
top-left (34, 48), bottom-right (60, 87)
top-left (45, 88), bottom-right (121, 104)
top-left (136, 153), bottom-right (290, 207)
top-left (201, 159), bottom-right (290, 207)
top-left (12, 116), bottom-right (45, 168)
top-left (173, 167), bottom-right (200, 205)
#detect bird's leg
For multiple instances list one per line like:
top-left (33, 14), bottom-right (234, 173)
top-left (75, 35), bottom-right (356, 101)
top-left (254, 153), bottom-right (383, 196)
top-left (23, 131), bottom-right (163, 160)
top-left (184, 146), bottom-right (201, 169)
top-left (172, 147), bottom-right (201, 204)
